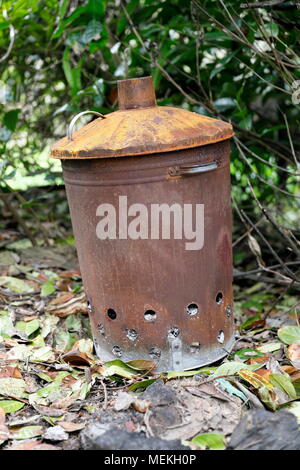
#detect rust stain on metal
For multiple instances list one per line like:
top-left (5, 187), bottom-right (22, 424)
top-left (51, 76), bottom-right (235, 372)
top-left (51, 76), bottom-right (233, 160)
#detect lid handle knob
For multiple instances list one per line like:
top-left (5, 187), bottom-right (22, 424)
top-left (117, 76), bottom-right (156, 110)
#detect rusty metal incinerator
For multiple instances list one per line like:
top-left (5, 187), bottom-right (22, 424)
top-left (51, 76), bottom-right (235, 372)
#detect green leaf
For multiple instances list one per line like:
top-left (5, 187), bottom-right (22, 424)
top-left (0, 400), bottom-right (25, 413)
top-left (278, 326), bottom-right (300, 345)
top-left (4, 345), bottom-right (31, 361)
top-left (216, 378), bottom-right (247, 402)
top-left (269, 374), bottom-right (297, 400)
top-left (0, 311), bottom-right (15, 338)
top-left (62, 48), bottom-right (73, 90)
top-left (258, 386), bottom-right (277, 411)
top-left (234, 348), bottom-right (265, 361)
top-left (192, 433), bottom-right (226, 450)
top-left (3, 109), bottom-right (20, 132)
top-left (257, 342), bottom-right (282, 353)
top-left (62, 48), bottom-right (82, 95)
top-left (127, 378), bottom-right (157, 391)
top-left (40, 314), bottom-right (59, 338)
top-left (41, 280), bottom-right (56, 297)
top-left (0, 21), bottom-right (10, 31)
top-left (293, 379), bottom-right (300, 398)
top-left (126, 360), bottom-right (156, 371)
top-left (0, 378), bottom-right (27, 399)
top-left (29, 372), bottom-right (69, 404)
top-left (37, 372), bottom-right (53, 383)
top-left (54, 329), bottom-right (78, 352)
top-left (30, 334), bottom-right (46, 348)
top-left (52, 5), bottom-right (87, 39)
top-left (81, 19), bottom-right (102, 44)
top-left (30, 346), bottom-right (55, 363)
top-left (262, 21), bottom-right (279, 38)
top-left (86, 0), bottom-right (106, 18)
top-left (16, 319), bottom-right (40, 337)
top-left (213, 362), bottom-right (260, 378)
top-left (238, 370), bottom-right (273, 389)
top-left (65, 314), bottom-right (82, 332)
top-left (58, 0), bottom-right (70, 20)
top-left (11, 425), bottom-right (43, 440)
top-left (0, 276), bottom-right (35, 293)
top-left (240, 314), bottom-right (261, 330)
top-left (239, 114), bottom-right (252, 131)
top-left (102, 360), bottom-right (137, 379)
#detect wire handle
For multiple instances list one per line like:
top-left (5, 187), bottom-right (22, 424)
top-left (67, 110), bottom-right (105, 141)
top-left (168, 161), bottom-right (218, 177)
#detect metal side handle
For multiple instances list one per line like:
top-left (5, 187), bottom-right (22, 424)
top-left (168, 161), bottom-right (218, 177)
top-left (67, 110), bottom-right (105, 141)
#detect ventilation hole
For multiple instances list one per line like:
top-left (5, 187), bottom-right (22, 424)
top-left (175, 361), bottom-right (180, 365)
top-left (168, 327), bottom-right (180, 338)
top-left (226, 305), bottom-right (232, 317)
top-left (126, 328), bottom-right (138, 341)
top-left (217, 330), bottom-right (225, 344)
top-left (97, 324), bottom-right (105, 336)
top-left (190, 342), bottom-right (201, 353)
top-left (216, 292), bottom-right (223, 305)
top-left (112, 345), bottom-right (122, 357)
top-left (144, 310), bottom-right (157, 322)
top-left (149, 347), bottom-right (161, 359)
top-left (187, 303), bottom-right (198, 316)
top-left (107, 308), bottom-right (117, 320)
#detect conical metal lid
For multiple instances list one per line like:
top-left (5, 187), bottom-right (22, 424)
top-left (51, 76), bottom-right (233, 159)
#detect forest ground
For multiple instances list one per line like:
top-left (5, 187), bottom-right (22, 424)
top-left (0, 186), bottom-right (299, 450)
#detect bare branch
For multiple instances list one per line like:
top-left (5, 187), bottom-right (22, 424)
top-left (0, 10), bottom-right (15, 63)
top-left (241, 0), bottom-right (291, 9)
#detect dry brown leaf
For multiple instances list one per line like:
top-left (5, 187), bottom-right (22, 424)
top-left (0, 366), bottom-right (22, 379)
top-left (51, 393), bottom-right (79, 410)
top-left (10, 440), bottom-right (59, 451)
top-left (248, 356), bottom-right (269, 365)
top-left (59, 421), bottom-right (85, 432)
top-left (281, 366), bottom-right (300, 381)
top-left (3, 338), bottom-right (19, 347)
top-left (62, 350), bottom-right (92, 367)
top-left (282, 365), bottom-right (297, 374)
top-left (132, 399), bottom-right (151, 413)
top-left (46, 292), bottom-right (87, 317)
top-left (50, 292), bottom-right (75, 305)
top-left (61, 375), bottom-right (78, 387)
top-left (24, 376), bottom-right (39, 393)
top-left (32, 443), bottom-right (60, 450)
top-left (33, 405), bottom-right (65, 417)
top-left (23, 316), bottom-right (38, 322)
top-left (288, 341), bottom-right (300, 369)
top-left (0, 408), bottom-right (9, 445)
top-left (59, 270), bottom-right (81, 279)
top-left (254, 368), bottom-right (272, 381)
top-left (248, 234), bottom-right (265, 265)
top-left (56, 279), bottom-right (72, 291)
top-left (238, 369), bottom-right (272, 388)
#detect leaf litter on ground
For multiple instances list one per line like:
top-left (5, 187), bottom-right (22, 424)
top-left (0, 233), bottom-right (300, 449)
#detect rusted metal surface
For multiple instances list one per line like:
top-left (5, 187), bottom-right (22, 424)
top-left (61, 141), bottom-right (234, 371)
top-left (52, 76), bottom-right (234, 371)
top-left (51, 76), bottom-right (233, 160)
top-left (118, 76), bottom-right (157, 110)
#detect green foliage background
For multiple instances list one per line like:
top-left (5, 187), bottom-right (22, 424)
top-left (0, 0), bottom-right (299, 224)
